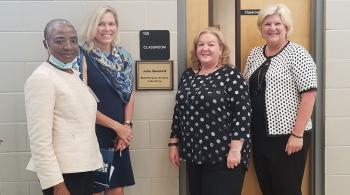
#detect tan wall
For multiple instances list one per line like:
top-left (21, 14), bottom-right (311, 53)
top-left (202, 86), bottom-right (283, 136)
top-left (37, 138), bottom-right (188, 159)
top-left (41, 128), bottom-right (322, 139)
top-left (325, 1), bottom-right (350, 195)
top-left (130, 92), bottom-right (178, 195)
top-left (212, 0), bottom-right (236, 63)
top-left (0, 1), bottom-right (178, 195)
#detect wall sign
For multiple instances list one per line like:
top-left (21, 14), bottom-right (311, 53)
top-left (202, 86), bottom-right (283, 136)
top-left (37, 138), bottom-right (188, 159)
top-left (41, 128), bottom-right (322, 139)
top-left (139, 30), bottom-right (170, 60)
top-left (135, 61), bottom-right (173, 90)
top-left (240, 9), bottom-right (260, 15)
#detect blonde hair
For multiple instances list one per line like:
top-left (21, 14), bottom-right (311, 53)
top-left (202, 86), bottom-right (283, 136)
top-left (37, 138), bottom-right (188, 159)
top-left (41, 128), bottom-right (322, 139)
top-left (82, 6), bottom-right (119, 51)
top-left (190, 27), bottom-right (231, 70)
top-left (257, 3), bottom-right (293, 37)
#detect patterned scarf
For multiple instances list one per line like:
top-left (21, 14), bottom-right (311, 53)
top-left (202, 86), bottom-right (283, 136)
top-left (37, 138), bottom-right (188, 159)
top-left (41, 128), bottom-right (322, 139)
top-left (82, 44), bottom-right (133, 103)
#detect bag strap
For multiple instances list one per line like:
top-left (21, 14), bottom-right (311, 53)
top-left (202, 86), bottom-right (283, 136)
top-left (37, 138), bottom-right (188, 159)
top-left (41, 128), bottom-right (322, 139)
top-left (82, 56), bottom-right (88, 84)
top-left (78, 47), bottom-right (88, 84)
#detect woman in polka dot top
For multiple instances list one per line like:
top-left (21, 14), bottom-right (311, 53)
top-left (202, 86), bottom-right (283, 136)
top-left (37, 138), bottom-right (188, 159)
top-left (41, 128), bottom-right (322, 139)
top-left (168, 27), bottom-right (251, 195)
top-left (244, 4), bottom-right (317, 195)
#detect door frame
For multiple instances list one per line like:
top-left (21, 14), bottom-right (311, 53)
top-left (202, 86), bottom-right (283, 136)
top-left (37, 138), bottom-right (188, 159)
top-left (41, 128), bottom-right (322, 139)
top-left (310, 0), bottom-right (325, 195)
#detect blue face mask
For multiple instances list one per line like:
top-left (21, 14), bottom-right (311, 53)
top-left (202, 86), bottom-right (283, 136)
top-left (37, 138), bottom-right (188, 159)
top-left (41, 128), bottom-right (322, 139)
top-left (45, 40), bottom-right (78, 70)
top-left (48, 55), bottom-right (78, 70)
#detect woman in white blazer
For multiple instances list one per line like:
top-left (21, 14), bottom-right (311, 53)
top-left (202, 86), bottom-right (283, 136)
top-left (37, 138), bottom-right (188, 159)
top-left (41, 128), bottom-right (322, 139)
top-left (24, 19), bottom-right (103, 195)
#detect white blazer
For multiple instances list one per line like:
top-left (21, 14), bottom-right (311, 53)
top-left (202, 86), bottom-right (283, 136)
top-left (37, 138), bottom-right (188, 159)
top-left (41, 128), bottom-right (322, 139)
top-left (25, 62), bottom-right (103, 189)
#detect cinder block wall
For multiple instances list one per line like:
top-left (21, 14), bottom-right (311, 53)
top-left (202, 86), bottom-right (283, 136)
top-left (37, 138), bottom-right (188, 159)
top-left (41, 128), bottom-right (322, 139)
top-left (325, 1), bottom-right (350, 195)
top-left (0, 1), bottom-right (178, 195)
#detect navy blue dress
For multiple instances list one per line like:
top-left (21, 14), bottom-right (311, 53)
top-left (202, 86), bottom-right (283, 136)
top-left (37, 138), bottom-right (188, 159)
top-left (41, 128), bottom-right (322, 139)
top-left (86, 54), bottom-right (135, 190)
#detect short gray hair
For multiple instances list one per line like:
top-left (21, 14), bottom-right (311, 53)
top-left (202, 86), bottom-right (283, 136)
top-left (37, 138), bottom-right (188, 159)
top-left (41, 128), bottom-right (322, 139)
top-left (44, 19), bottom-right (75, 40)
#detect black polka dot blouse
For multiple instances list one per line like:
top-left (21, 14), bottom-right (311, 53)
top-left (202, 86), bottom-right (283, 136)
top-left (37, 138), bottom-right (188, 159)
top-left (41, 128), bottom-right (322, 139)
top-left (244, 41), bottom-right (317, 136)
top-left (170, 65), bottom-right (251, 167)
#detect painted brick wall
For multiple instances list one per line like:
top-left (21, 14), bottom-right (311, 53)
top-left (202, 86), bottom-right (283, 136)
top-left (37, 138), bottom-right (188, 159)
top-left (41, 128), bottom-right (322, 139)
top-left (325, 0), bottom-right (350, 195)
top-left (0, 1), bottom-right (178, 195)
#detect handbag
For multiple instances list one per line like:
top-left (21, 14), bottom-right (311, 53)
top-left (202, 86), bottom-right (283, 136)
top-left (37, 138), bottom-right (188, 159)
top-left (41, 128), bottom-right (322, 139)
top-left (93, 148), bottom-right (115, 192)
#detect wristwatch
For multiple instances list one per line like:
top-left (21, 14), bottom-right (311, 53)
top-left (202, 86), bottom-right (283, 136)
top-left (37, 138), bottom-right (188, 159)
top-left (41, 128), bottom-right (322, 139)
top-left (125, 120), bottom-right (133, 128)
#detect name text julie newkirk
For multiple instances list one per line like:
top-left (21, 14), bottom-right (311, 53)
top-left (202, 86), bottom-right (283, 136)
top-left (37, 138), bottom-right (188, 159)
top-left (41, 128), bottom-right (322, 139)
top-left (141, 70), bottom-right (168, 82)
top-left (143, 69), bottom-right (167, 73)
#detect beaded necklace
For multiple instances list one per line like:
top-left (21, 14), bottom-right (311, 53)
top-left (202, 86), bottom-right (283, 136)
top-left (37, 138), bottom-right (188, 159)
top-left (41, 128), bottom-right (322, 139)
top-left (257, 59), bottom-right (271, 93)
top-left (256, 41), bottom-right (288, 93)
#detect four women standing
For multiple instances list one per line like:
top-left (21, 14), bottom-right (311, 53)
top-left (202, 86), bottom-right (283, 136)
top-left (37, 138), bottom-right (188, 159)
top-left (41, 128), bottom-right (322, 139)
top-left (26, 3), bottom-right (317, 195)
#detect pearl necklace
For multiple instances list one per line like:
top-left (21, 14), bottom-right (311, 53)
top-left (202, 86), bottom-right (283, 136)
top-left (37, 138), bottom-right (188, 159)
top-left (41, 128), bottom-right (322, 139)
top-left (265, 40), bottom-right (288, 57)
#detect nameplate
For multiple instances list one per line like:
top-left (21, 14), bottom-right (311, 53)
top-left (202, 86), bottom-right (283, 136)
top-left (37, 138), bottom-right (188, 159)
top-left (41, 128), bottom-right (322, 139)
top-left (135, 61), bottom-right (173, 90)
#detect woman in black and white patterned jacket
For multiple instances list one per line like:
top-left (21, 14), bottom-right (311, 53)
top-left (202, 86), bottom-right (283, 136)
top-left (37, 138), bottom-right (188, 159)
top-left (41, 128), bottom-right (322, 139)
top-left (244, 3), bottom-right (317, 195)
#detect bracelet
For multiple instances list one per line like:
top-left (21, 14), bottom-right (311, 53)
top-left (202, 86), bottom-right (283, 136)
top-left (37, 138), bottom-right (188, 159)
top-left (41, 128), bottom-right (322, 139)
top-left (291, 132), bottom-right (303, 139)
top-left (124, 120), bottom-right (133, 128)
top-left (168, 142), bottom-right (178, 147)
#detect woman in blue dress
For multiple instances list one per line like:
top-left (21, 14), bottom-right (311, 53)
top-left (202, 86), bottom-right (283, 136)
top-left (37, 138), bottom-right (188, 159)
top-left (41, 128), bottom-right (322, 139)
top-left (80, 6), bottom-right (135, 195)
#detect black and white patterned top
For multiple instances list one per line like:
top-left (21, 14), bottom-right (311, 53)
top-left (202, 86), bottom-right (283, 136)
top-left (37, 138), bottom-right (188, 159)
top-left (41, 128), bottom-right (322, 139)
top-left (244, 41), bottom-right (317, 136)
top-left (170, 65), bottom-right (251, 167)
